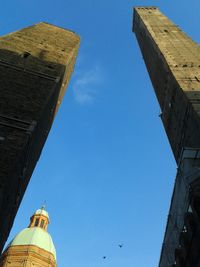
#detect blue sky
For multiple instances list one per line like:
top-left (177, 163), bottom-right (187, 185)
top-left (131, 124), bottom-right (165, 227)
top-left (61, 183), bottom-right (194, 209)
top-left (2, 0), bottom-right (200, 266)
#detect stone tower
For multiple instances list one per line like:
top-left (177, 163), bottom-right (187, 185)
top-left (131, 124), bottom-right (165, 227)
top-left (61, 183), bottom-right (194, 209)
top-left (133, 7), bottom-right (200, 164)
top-left (0, 207), bottom-right (57, 266)
top-left (0, 23), bottom-right (80, 252)
top-left (133, 7), bottom-right (200, 267)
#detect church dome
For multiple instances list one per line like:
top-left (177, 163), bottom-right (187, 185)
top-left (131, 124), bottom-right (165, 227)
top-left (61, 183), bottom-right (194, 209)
top-left (9, 227), bottom-right (56, 259)
top-left (5, 207), bottom-right (56, 261)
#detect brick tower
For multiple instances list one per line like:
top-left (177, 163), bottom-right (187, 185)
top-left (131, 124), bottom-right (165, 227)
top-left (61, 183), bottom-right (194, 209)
top-left (0, 23), bottom-right (80, 252)
top-left (0, 207), bottom-right (57, 266)
top-left (133, 7), bottom-right (200, 267)
top-left (133, 7), bottom-right (200, 164)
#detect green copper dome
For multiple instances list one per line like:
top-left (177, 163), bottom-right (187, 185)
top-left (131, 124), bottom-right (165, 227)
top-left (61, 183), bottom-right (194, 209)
top-left (6, 207), bottom-right (56, 260)
top-left (9, 227), bottom-right (56, 259)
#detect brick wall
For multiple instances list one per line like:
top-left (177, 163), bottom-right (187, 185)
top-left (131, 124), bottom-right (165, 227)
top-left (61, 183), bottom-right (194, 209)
top-left (0, 23), bottom-right (80, 252)
top-left (133, 7), bottom-right (200, 163)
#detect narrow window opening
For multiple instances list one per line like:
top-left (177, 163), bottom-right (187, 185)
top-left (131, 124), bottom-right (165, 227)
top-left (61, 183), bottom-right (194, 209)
top-left (34, 218), bottom-right (39, 227)
top-left (47, 65), bottom-right (54, 69)
top-left (21, 52), bottom-right (31, 59)
top-left (40, 219), bottom-right (45, 228)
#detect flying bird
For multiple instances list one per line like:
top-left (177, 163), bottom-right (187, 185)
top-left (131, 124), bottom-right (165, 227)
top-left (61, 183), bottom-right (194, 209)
top-left (102, 256), bottom-right (106, 259)
top-left (118, 244), bottom-right (123, 248)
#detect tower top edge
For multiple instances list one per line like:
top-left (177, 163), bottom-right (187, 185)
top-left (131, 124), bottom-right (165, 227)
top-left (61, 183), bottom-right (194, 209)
top-left (133, 6), bottom-right (158, 12)
top-left (132, 6), bottom-right (159, 32)
top-left (35, 22), bottom-right (80, 37)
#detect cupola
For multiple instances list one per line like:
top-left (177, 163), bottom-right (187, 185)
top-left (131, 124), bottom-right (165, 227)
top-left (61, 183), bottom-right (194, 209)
top-left (29, 206), bottom-right (49, 230)
top-left (0, 207), bottom-right (57, 266)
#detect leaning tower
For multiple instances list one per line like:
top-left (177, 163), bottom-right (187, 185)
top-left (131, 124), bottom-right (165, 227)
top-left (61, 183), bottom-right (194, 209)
top-left (0, 23), bottom-right (80, 251)
top-left (133, 7), bottom-right (200, 267)
top-left (133, 7), bottom-right (200, 164)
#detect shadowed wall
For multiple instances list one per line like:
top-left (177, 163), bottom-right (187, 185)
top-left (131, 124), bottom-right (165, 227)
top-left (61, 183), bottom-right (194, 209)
top-left (133, 7), bottom-right (200, 267)
top-left (133, 7), bottom-right (200, 164)
top-left (0, 23), bottom-right (80, 252)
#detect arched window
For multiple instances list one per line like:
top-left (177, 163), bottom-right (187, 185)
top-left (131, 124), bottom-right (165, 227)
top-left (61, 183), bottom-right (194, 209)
top-left (40, 219), bottom-right (45, 228)
top-left (34, 218), bottom-right (39, 227)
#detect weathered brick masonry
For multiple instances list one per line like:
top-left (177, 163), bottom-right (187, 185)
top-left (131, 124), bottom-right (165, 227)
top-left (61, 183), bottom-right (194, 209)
top-left (0, 23), bottom-right (80, 252)
top-left (133, 7), bottom-right (200, 267)
top-left (133, 7), bottom-right (200, 164)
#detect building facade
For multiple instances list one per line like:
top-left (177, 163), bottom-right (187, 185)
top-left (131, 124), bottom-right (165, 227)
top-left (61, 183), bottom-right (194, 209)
top-left (0, 207), bottom-right (57, 266)
top-left (133, 7), bottom-right (200, 267)
top-left (0, 23), bottom-right (80, 252)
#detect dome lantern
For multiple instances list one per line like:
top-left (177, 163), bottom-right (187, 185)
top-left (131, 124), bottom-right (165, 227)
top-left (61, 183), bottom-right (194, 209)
top-left (29, 206), bottom-right (49, 230)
